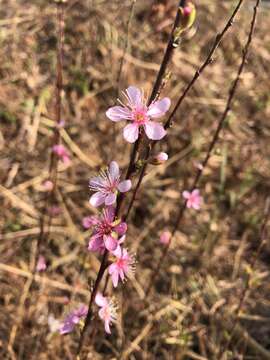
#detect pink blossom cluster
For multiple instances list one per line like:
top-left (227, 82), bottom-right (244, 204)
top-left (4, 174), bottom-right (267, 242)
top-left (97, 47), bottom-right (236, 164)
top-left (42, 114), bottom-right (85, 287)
top-left (60, 85), bottom-right (203, 337)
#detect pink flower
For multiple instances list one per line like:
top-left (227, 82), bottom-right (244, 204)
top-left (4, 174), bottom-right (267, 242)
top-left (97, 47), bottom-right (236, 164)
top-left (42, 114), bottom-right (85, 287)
top-left (89, 161), bottom-right (131, 207)
top-left (159, 231), bottom-right (171, 245)
top-left (95, 293), bottom-right (117, 334)
top-left (36, 255), bottom-right (47, 272)
top-left (108, 247), bottom-right (136, 288)
top-left (48, 205), bottom-right (62, 217)
top-left (87, 207), bottom-right (127, 253)
top-left (52, 144), bottom-right (70, 164)
top-left (182, 189), bottom-right (202, 210)
top-left (106, 86), bottom-right (170, 143)
top-left (59, 304), bottom-right (87, 334)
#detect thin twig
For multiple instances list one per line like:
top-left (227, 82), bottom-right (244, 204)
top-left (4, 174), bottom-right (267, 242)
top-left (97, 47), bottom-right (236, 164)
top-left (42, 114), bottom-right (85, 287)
top-left (146, 0), bottom-right (259, 296)
top-left (37, 2), bottom-right (64, 262)
top-left (123, 0), bottom-right (245, 223)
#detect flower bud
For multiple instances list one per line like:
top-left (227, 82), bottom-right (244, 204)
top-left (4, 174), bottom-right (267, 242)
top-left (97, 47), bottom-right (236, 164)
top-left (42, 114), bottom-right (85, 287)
top-left (174, 1), bottom-right (196, 41)
top-left (160, 231), bottom-right (171, 245)
top-left (180, 2), bottom-right (196, 30)
top-left (150, 152), bottom-right (168, 165)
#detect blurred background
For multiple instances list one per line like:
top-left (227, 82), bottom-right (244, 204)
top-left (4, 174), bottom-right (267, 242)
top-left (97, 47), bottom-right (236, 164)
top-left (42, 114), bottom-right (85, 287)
top-left (0, 0), bottom-right (270, 359)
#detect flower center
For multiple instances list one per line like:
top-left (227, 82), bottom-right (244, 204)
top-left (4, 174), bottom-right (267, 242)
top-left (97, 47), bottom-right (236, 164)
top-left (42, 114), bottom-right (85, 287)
top-left (132, 109), bottom-right (148, 125)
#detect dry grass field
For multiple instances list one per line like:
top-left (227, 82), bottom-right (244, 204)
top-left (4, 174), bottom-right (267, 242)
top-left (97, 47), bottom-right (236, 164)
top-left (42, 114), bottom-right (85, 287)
top-left (0, 0), bottom-right (270, 359)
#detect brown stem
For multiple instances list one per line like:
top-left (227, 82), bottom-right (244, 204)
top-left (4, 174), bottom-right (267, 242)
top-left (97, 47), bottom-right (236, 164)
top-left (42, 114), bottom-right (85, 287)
top-left (36, 2), bottom-right (64, 264)
top-left (146, 0), bottom-right (259, 296)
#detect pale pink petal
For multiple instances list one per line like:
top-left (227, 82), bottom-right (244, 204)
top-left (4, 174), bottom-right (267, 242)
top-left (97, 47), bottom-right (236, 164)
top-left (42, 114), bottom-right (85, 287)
top-left (112, 245), bottom-right (122, 258)
top-left (89, 176), bottom-right (106, 188)
top-left (111, 270), bottom-right (119, 288)
top-left (126, 86), bottom-right (142, 107)
top-left (106, 106), bottom-right (132, 122)
top-left (109, 161), bottom-right (120, 180)
top-left (89, 192), bottom-right (106, 207)
top-left (186, 200), bottom-right (192, 209)
top-left (62, 154), bottom-right (70, 164)
top-left (123, 123), bottom-right (139, 143)
top-left (192, 189), bottom-right (200, 196)
top-left (104, 319), bottom-right (111, 334)
top-left (104, 235), bottom-right (118, 252)
top-left (104, 206), bottom-right (115, 223)
top-left (82, 216), bottom-right (97, 229)
top-left (193, 202), bottom-right (201, 210)
top-left (95, 293), bottom-right (108, 307)
top-left (147, 97), bottom-right (171, 118)
top-left (108, 263), bottom-right (118, 275)
top-left (182, 191), bottom-right (190, 200)
top-left (144, 121), bottom-right (166, 140)
top-left (88, 235), bottom-right (103, 252)
top-left (114, 222), bottom-right (127, 236)
top-left (117, 180), bottom-right (131, 193)
top-left (105, 193), bottom-right (117, 206)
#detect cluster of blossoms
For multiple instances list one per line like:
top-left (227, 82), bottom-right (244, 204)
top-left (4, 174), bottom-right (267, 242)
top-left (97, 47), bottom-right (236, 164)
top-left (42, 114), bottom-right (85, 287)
top-left (59, 85), bottom-right (203, 337)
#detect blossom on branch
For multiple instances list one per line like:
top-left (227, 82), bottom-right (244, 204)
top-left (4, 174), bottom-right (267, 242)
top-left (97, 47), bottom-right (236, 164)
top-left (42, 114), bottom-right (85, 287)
top-left (106, 86), bottom-right (170, 143)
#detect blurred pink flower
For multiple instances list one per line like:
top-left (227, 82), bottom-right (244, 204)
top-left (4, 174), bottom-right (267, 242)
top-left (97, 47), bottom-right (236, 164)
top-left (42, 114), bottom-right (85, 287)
top-left (89, 161), bottom-right (131, 207)
top-left (151, 151), bottom-right (168, 165)
top-left (87, 207), bottom-right (127, 253)
top-left (52, 144), bottom-right (70, 164)
top-left (108, 247), bottom-right (136, 288)
top-left (59, 304), bottom-right (87, 335)
top-left (182, 189), bottom-right (202, 210)
top-left (36, 255), bottom-right (47, 272)
top-left (159, 231), bottom-right (171, 245)
top-left (48, 205), bottom-right (62, 217)
top-left (43, 180), bottom-right (54, 191)
top-left (106, 86), bottom-right (170, 143)
top-left (95, 293), bottom-right (117, 334)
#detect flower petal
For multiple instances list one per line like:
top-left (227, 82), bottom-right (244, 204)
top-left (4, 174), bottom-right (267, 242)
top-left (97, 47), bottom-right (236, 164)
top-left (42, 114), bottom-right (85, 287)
top-left (104, 319), bottom-right (111, 334)
top-left (144, 121), bottom-right (166, 140)
top-left (88, 235), bottom-right (104, 252)
top-left (123, 123), bottom-right (139, 143)
top-left (105, 193), bottom-right (117, 206)
top-left (109, 161), bottom-right (120, 180)
top-left (111, 269), bottom-right (119, 288)
top-left (114, 222), bottom-right (127, 236)
top-left (126, 86), bottom-right (142, 107)
top-left (182, 191), bottom-right (190, 199)
top-left (103, 206), bottom-right (115, 223)
top-left (118, 180), bottom-right (131, 193)
top-left (147, 97), bottom-right (171, 118)
top-left (106, 106), bottom-right (132, 122)
top-left (89, 192), bottom-right (106, 207)
top-left (89, 176), bottom-right (106, 189)
top-left (104, 235), bottom-right (118, 252)
top-left (95, 292), bottom-right (108, 307)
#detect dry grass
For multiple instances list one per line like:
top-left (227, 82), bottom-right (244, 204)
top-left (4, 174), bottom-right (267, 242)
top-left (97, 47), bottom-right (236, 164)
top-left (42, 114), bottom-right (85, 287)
top-left (1, 0), bottom-right (270, 359)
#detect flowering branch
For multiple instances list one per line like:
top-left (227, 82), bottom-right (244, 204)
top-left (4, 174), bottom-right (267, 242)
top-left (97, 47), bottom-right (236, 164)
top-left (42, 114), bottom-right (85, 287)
top-left (146, 0), bottom-right (260, 296)
top-left (76, 1), bottom-right (190, 355)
